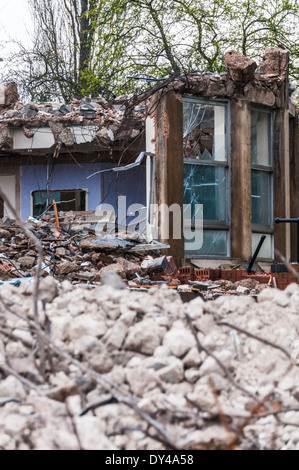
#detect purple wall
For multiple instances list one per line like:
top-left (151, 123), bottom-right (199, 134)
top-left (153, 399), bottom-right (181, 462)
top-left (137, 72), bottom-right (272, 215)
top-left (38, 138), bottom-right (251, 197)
top-left (21, 162), bottom-right (146, 220)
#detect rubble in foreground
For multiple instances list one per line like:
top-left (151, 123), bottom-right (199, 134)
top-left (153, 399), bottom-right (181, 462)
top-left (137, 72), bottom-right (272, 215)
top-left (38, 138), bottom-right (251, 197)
top-left (0, 213), bottom-right (271, 299)
top-left (0, 277), bottom-right (298, 450)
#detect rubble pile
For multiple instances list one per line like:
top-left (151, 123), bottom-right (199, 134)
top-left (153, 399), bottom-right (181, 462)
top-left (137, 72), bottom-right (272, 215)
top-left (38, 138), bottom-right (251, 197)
top-left (0, 83), bottom-right (144, 150)
top-left (0, 216), bottom-right (271, 301)
top-left (0, 213), bottom-right (169, 285)
top-left (0, 277), bottom-right (298, 450)
top-left (0, 214), bottom-right (269, 297)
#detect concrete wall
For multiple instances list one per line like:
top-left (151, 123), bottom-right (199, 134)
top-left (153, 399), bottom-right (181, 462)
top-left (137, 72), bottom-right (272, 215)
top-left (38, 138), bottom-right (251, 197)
top-left (21, 162), bottom-right (146, 220)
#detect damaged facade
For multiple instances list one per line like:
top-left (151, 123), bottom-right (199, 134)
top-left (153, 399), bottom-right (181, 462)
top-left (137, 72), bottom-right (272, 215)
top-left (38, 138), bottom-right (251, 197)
top-left (147, 47), bottom-right (299, 266)
top-left (0, 46), bottom-right (298, 267)
top-left (0, 87), bottom-right (146, 223)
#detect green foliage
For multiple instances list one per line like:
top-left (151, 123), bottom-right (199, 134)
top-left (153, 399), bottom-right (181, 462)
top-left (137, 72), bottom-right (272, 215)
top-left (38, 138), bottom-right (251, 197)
top-left (2, 0), bottom-right (299, 102)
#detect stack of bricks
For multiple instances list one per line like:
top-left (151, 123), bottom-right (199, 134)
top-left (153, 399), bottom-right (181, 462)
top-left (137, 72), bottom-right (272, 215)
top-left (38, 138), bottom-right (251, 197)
top-left (178, 264), bottom-right (299, 290)
top-left (194, 268), bottom-right (217, 281)
top-left (271, 264), bottom-right (299, 290)
top-left (220, 269), bottom-right (271, 284)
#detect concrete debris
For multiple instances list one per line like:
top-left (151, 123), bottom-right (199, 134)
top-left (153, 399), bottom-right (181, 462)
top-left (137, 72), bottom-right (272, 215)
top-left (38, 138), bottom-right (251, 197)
top-left (0, 280), bottom-right (298, 450)
top-left (224, 50), bottom-right (257, 84)
top-left (0, 89), bottom-right (144, 151)
top-left (0, 212), bottom-right (294, 298)
top-left (257, 46), bottom-right (289, 79)
top-left (128, 47), bottom-right (290, 117)
top-left (0, 212), bottom-right (175, 286)
top-left (0, 83), bottom-right (18, 109)
top-left (0, 47), bottom-right (291, 153)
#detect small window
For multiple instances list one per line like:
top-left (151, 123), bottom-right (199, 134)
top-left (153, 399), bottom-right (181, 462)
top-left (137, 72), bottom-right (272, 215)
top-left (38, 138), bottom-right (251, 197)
top-left (251, 108), bottom-right (273, 260)
top-left (32, 189), bottom-right (87, 217)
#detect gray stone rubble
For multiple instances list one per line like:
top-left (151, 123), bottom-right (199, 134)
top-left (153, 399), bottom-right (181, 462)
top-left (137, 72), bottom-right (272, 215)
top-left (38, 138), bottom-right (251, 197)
top-left (0, 277), bottom-right (298, 450)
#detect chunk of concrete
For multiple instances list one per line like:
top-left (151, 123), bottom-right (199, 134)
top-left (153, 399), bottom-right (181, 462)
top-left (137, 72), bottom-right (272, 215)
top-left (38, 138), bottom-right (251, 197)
top-left (224, 50), bottom-right (257, 84)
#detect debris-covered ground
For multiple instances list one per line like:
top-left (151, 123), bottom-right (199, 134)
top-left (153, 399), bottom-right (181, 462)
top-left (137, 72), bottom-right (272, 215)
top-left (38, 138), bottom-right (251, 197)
top-left (0, 275), bottom-right (298, 450)
top-left (0, 212), bottom-right (170, 283)
top-left (0, 213), bottom-right (268, 300)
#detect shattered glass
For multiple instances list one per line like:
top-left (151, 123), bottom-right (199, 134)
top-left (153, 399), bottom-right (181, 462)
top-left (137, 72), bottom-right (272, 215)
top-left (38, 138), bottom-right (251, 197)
top-left (183, 101), bottom-right (227, 161)
top-left (184, 165), bottom-right (226, 222)
top-left (185, 229), bottom-right (228, 256)
top-left (183, 99), bottom-right (229, 256)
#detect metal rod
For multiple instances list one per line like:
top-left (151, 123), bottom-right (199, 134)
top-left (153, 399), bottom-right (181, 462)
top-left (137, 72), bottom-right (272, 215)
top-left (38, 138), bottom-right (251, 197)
top-left (53, 199), bottom-right (60, 234)
top-left (247, 235), bottom-right (267, 274)
top-left (275, 218), bottom-right (299, 223)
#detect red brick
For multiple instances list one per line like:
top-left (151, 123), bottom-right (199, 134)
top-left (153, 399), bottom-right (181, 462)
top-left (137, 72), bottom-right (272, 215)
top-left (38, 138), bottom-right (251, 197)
top-left (214, 269), bottom-right (221, 279)
top-left (179, 267), bottom-right (195, 283)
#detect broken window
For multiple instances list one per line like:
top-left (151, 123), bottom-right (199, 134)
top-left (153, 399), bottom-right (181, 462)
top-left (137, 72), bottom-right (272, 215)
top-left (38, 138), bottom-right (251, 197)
top-left (251, 108), bottom-right (273, 259)
top-left (32, 189), bottom-right (87, 217)
top-left (184, 165), bottom-right (226, 221)
top-left (183, 100), bottom-right (227, 161)
top-left (183, 97), bottom-right (229, 257)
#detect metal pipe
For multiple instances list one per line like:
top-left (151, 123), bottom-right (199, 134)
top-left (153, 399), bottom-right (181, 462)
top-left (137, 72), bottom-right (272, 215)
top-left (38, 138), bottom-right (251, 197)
top-left (247, 235), bottom-right (267, 274)
top-left (53, 199), bottom-right (60, 234)
top-left (275, 218), bottom-right (299, 223)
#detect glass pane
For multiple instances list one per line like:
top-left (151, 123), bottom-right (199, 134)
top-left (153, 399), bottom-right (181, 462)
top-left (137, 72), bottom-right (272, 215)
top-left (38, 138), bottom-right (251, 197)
top-left (252, 233), bottom-right (273, 260)
top-left (185, 229), bottom-right (228, 256)
top-left (251, 110), bottom-right (271, 166)
top-left (183, 101), bottom-right (227, 161)
top-left (184, 164), bottom-right (226, 221)
top-left (251, 170), bottom-right (272, 225)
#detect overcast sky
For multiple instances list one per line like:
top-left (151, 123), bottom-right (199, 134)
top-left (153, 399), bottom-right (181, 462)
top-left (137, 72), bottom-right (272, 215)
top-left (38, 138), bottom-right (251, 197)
top-left (0, 0), bottom-right (32, 55)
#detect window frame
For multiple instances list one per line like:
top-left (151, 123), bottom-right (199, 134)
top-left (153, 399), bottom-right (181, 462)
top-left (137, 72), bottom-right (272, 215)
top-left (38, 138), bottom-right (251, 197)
top-left (31, 188), bottom-right (88, 217)
top-left (183, 96), bottom-right (231, 259)
top-left (251, 106), bottom-right (274, 260)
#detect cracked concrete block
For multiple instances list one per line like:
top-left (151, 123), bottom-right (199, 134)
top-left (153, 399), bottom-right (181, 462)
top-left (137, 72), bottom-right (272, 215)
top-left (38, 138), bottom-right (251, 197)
top-left (224, 50), bottom-right (257, 84)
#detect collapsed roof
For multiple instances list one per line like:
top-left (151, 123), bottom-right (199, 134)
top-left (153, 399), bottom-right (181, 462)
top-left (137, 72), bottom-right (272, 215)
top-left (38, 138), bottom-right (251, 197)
top-left (0, 47), bottom-right (296, 157)
top-left (0, 89), bottom-right (145, 156)
top-left (129, 47), bottom-right (295, 112)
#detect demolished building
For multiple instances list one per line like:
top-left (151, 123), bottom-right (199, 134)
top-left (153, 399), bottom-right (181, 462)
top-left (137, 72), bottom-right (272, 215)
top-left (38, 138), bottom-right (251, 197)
top-left (0, 46), bottom-right (298, 269)
top-left (146, 47), bottom-right (299, 267)
top-left (0, 86), bottom-right (146, 223)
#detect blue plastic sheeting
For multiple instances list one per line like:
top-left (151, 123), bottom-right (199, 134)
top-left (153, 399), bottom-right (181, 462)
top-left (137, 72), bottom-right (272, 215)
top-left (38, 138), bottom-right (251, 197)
top-left (21, 162), bottom-right (146, 220)
top-left (0, 277), bottom-right (34, 287)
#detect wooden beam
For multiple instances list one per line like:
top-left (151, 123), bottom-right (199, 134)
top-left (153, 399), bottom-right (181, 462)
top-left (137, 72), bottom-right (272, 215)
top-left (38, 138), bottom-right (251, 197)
top-left (273, 109), bottom-right (288, 260)
top-left (290, 109), bottom-right (299, 261)
top-left (155, 91), bottom-right (184, 267)
top-left (230, 99), bottom-right (252, 261)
